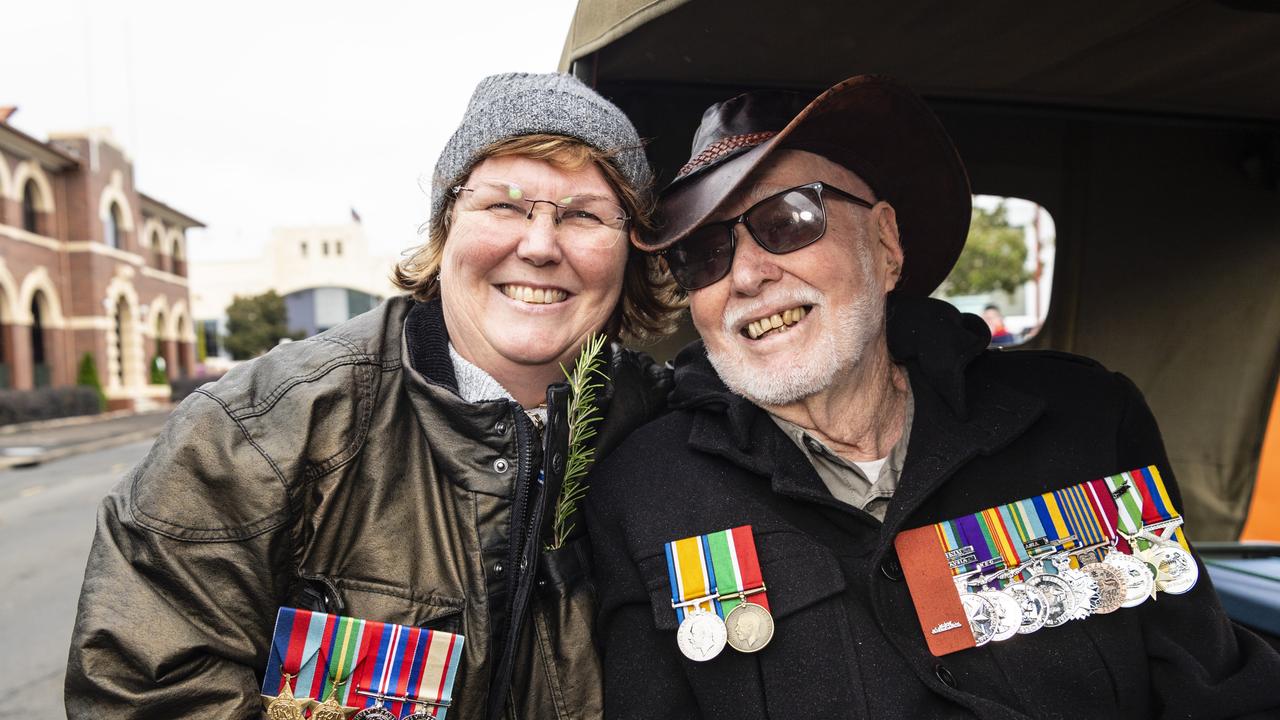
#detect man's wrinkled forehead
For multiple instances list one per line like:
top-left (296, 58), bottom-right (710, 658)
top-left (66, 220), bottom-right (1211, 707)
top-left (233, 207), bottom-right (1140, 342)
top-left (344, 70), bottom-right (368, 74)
top-left (725, 149), bottom-right (878, 210)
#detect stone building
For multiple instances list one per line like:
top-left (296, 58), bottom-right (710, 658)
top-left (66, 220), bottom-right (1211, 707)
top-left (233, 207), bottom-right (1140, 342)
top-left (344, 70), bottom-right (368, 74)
top-left (0, 111), bottom-right (201, 409)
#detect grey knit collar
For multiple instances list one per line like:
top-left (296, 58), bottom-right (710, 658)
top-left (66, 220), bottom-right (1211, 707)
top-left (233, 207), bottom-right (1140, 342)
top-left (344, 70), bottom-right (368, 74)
top-left (448, 343), bottom-right (515, 404)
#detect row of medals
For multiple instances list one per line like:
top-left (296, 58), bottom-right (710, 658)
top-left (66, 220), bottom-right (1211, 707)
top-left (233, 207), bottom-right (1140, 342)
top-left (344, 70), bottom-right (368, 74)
top-left (265, 677), bottom-right (439, 720)
top-left (675, 589), bottom-right (775, 662)
top-left (956, 523), bottom-right (1198, 646)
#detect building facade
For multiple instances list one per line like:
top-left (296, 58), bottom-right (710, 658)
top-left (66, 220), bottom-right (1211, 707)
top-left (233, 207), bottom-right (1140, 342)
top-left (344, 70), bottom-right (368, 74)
top-left (0, 115), bottom-right (201, 409)
top-left (190, 220), bottom-right (397, 361)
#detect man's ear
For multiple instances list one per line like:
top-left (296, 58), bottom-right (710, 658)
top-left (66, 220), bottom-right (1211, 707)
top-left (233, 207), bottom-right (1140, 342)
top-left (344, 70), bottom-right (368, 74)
top-left (875, 202), bottom-right (905, 290)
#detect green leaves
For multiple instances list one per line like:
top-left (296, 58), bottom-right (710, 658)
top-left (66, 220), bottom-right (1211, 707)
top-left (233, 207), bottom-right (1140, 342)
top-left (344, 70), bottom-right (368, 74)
top-left (546, 333), bottom-right (609, 551)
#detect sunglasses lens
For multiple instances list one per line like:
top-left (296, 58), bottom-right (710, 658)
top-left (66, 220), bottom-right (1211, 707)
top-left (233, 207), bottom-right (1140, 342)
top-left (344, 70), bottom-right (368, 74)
top-left (747, 187), bottom-right (825, 253)
top-left (667, 224), bottom-right (735, 290)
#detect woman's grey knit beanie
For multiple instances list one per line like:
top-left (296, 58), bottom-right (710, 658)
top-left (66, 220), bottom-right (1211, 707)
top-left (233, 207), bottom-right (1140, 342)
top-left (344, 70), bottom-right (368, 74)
top-left (430, 72), bottom-right (651, 224)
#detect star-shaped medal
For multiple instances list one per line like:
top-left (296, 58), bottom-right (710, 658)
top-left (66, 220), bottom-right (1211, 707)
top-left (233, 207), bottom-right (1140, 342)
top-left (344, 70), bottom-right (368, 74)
top-left (310, 690), bottom-right (361, 720)
top-left (262, 676), bottom-right (311, 720)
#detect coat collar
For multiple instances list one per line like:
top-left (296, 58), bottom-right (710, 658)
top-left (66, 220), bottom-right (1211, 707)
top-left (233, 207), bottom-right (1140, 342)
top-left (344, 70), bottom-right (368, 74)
top-left (673, 295), bottom-right (1045, 527)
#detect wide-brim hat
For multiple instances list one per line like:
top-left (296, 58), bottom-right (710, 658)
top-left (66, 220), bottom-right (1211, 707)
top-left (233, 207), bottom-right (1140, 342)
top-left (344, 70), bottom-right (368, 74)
top-left (644, 75), bottom-right (971, 296)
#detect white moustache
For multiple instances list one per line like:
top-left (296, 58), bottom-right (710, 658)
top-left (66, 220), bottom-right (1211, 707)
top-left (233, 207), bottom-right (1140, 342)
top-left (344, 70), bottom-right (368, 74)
top-left (721, 286), bottom-right (825, 335)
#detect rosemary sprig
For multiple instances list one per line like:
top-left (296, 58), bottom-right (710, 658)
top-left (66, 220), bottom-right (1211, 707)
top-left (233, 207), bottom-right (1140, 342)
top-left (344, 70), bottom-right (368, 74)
top-left (546, 333), bottom-right (609, 551)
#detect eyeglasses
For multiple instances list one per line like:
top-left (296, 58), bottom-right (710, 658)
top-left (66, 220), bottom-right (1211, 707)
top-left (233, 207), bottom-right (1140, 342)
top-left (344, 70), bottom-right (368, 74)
top-left (660, 182), bottom-right (874, 290)
top-left (450, 180), bottom-right (630, 248)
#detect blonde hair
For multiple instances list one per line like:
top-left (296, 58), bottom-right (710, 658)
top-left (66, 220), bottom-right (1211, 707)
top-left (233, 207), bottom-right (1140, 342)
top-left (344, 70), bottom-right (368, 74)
top-left (393, 133), bottom-right (683, 342)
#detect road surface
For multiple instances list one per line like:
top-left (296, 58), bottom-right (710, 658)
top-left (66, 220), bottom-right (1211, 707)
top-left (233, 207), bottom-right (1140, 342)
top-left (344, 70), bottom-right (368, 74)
top-left (0, 439), bottom-right (155, 719)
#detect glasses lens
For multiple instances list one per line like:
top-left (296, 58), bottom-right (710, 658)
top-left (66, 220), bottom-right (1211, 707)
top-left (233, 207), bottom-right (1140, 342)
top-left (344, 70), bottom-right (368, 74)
top-left (667, 224), bottom-right (735, 290)
top-left (557, 195), bottom-right (629, 248)
top-left (745, 187), bottom-right (825, 253)
top-left (459, 181), bottom-right (530, 218)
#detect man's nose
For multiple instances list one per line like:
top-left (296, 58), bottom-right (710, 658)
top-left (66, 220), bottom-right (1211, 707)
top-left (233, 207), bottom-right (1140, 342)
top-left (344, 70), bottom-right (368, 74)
top-left (515, 206), bottom-right (564, 266)
top-left (728, 224), bottom-right (782, 295)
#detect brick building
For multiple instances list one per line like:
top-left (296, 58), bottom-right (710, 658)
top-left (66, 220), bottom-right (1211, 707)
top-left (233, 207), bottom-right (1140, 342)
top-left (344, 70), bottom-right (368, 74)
top-left (0, 112), bottom-right (201, 409)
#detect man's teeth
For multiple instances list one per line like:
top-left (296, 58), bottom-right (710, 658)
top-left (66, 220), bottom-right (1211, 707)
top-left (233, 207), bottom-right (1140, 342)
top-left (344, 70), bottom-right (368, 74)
top-left (501, 285), bottom-right (567, 304)
top-left (745, 306), bottom-right (809, 339)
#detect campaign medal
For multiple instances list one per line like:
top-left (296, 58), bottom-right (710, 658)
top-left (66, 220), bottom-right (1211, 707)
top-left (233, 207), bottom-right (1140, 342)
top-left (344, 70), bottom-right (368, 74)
top-left (704, 526), bottom-right (773, 653)
top-left (265, 675), bottom-right (310, 720)
top-left (958, 591), bottom-right (998, 646)
top-left (1143, 539), bottom-right (1199, 595)
top-left (1025, 566), bottom-right (1076, 628)
top-left (352, 622), bottom-right (464, 720)
top-left (676, 609), bottom-right (728, 661)
top-left (1004, 582), bottom-right (1049, 634)
top-left (352, 705), bottom-right (396, 720)
top-left (666, 533), bottom-right (728, 661)
top-left (977, 589), bottom-right (1023, 642)
top-left (1080, 561), bottom-right (1126, 614)
top-left (1105, 550), bottom-right (1156, 607)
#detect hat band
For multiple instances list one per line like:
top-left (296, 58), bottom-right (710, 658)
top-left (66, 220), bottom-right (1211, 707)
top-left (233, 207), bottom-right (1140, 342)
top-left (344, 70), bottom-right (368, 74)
top-left (678, 131), bottom-right (777, 178)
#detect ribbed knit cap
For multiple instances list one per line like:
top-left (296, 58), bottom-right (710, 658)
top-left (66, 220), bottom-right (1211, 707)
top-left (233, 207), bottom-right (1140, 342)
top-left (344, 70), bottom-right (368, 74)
top-left (430, 72), bottom-right (651, 224)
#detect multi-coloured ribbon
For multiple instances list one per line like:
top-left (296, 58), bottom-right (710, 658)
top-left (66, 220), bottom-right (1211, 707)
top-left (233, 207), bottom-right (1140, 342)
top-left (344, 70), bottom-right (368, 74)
top-left (666, 526), bottom-right (770, 622)
top-left (263, 608), bottom-right (464, 718)
top-left (1104, 466), bottom-right (1189, 550)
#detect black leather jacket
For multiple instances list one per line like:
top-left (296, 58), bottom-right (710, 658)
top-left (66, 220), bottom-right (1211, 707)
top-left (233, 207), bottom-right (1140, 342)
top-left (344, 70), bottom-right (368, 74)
top-left (66, 296), bottom-right (671, 720)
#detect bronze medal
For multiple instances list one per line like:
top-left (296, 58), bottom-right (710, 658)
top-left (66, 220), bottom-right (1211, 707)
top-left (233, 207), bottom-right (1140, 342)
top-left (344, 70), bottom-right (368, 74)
top-left (1080, 561), bottom-right (1126, 614)
top-left (311, 690), bottom-right (359, 720)
top-left (263, 678), bottom-right (310, 720)
top-left (724, 602), bottom-right (774, 653)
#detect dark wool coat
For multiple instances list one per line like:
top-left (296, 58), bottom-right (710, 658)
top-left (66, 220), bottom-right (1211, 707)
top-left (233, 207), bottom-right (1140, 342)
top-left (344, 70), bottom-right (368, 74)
top-left (586, 296), bottom-right (1280, 720)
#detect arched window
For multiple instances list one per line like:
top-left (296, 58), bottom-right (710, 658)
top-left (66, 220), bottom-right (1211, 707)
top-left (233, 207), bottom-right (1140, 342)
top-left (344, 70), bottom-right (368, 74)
top-left (103, 203), bottom-right (123, 249)
top-left (31, 293), bottom-right (49, 387)
top-left (22, 180), bottom-right (40, 234)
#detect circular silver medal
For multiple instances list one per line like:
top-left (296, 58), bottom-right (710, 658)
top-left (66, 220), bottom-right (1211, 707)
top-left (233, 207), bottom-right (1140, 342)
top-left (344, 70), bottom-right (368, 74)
top-left (1005, 582), bottom-right (1049, 634)
top-left (1148, 544), bottom-right (1199, 595)
top-left (724, 602), bottom-right (774, 653)
top-left (676, 610), bottom-right (727, 662)
top-left (959, 592), bottom-right (998, 646)
top-left (1026, 572), bottom-right (1075, 628)
top-left (353, 706), bottom-right (397, 720)
top-left (977, 589), bottom-right (1023, 642)
top-left (1080, 561), bottom-right (1127, 614)
top-left (1060, 567), bottom-right (1101, 620)
top-left (402, 709), bottom-right (439, 720)
top-left (1105, 551), bottom-right (1156, 608)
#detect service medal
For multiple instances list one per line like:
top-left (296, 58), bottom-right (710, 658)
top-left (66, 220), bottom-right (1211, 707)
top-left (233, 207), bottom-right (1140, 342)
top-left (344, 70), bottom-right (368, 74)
top-left (1145, 543), bottom-right (1199, 594)
top-left (677, 610), bottom-right (728, 661)
top-left (1005, 582), bottom-right (1049, 634)
top-left (311, 693), bottom-right (359, 720)
top-left (264, 679), bottom-right (310, 720)
top-left (1026, 572), bottom-right (1075, 628)
top-left (724, 601), bottom-right (774, 653)
top-left (402, 706), bottom-right (440, 720)
top-left (977, 589), bottom-right (1023, 642)
top-left (1104, 551), bottom-right (1155, 607)
top-left (1058, 566), bottom-right (1100, 620)
top-left (352, 705), bottom-right (397, 720)
top-left (959, 592), bottom-right (998, 646)
top-left (1080, 561), bottom-right (1126, 614)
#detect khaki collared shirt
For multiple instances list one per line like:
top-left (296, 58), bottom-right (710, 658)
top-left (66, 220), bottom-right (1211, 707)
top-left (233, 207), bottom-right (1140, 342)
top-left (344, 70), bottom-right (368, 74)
top-left (771, 385), bottom-right (914, 521)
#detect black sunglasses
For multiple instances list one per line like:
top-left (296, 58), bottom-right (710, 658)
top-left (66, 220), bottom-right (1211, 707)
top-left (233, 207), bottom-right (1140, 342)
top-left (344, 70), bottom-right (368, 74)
top-left (660, 182), bottom-right (874, 291)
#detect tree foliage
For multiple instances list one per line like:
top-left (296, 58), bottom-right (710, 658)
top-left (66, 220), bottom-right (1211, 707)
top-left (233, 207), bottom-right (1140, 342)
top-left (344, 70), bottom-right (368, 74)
top-left (75, 351), bottom-right (106, 411)
top-left (942, 202), bottom-right (1032, 296)
top-left (223, 291), bottom-right (299, 360)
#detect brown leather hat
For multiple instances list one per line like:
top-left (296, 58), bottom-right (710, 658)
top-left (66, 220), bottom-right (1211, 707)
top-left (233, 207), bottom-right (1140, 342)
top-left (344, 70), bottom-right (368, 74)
top-left (645, 75), bottom-right (971, 296)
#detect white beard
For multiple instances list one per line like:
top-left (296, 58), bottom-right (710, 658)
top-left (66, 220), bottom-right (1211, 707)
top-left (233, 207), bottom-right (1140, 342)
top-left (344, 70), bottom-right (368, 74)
top-left (705, 245), bottom-right (885, 407)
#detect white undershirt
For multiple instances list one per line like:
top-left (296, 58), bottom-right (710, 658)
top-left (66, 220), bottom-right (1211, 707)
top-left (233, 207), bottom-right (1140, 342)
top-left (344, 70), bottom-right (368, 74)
top-left (852, 457), bottom-right (889, 486)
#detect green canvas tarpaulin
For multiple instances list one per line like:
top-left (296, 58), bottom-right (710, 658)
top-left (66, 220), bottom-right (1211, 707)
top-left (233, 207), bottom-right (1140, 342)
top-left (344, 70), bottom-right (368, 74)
top-left (559, 0), bottom-right (1280, 540)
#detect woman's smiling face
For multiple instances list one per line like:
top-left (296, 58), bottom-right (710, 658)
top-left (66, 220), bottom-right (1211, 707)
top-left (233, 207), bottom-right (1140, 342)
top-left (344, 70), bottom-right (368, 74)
top-left (439, 154), bottom-right (629, 382)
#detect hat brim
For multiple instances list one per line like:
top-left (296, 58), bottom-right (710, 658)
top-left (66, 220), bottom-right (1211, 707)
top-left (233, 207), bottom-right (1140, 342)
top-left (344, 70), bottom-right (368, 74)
top-left (643, 75), bottom-right (972, 297)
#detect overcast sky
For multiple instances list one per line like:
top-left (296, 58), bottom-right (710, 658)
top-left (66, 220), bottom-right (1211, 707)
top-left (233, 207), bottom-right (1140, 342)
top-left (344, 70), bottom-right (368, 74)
top-left (1, 0), bottom-right (579, 262)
